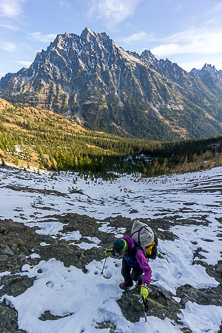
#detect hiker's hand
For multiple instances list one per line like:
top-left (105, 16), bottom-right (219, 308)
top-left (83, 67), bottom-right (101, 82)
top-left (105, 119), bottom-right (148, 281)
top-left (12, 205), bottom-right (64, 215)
top-left (140, 285), bottom-right (149, 301)
top-left (105, 248), bottom-right (114, 256)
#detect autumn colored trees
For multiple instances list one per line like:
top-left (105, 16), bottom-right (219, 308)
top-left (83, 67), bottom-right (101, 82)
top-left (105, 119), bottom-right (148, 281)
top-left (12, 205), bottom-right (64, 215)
top-left (0, 104), bottom-right (222, 177)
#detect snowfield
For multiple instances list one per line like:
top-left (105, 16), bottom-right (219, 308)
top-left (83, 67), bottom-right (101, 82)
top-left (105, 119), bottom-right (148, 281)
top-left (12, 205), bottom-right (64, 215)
top-left (0, 165), bottom-right (222, 333)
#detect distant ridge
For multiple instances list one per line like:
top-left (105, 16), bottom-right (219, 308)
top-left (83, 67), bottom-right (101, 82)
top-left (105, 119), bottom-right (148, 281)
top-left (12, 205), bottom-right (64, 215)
top-left (0, 27), bottom-right (222, 141)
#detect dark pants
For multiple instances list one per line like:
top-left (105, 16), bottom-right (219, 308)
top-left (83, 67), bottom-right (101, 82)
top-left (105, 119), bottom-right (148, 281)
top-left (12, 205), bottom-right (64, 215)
top-left (121, 257), bottom-right (143, 287)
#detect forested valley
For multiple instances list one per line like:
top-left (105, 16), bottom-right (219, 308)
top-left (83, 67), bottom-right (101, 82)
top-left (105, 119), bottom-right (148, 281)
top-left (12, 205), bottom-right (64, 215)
top-left (1, 100), bottom-right (222, 178)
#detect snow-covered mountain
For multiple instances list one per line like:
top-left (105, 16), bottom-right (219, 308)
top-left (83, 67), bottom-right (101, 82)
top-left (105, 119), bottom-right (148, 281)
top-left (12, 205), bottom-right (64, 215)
top-left (0, 164), bottom-right (222, 332)
top-left (0, 28), bottom-right (222, 140)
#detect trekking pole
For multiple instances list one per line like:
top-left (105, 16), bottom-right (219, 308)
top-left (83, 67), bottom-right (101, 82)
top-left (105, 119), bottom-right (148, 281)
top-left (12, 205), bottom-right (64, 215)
top-left (101, 256), bottom-right (107, 275)
top-left (144, 298), bottom-right (148, 322)
top-left (139, 297), bottom-right (148, 322)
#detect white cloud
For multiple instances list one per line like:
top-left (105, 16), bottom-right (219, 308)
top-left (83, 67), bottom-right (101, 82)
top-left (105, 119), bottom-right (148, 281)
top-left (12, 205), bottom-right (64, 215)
top-left (121, 31), bottom-right (153, 44)
top-left (27, 32), bottom-right (57, 43)
top-left (14, 60), bottom-right (32, 68)
top-left (151, 28), bottom-right (222, 57)
top-left (59, 0), bottom-right (71, 9)
top-left (212, 2), bottom-right (222, 12)
top-left (0, 22), bottom-right (19, 30)
top-left (88, 0), bottom-right (141, 27)
top-left (0, 40), bottom-right (16, 52)
top-left (0, 0), bottom-right (27, 19)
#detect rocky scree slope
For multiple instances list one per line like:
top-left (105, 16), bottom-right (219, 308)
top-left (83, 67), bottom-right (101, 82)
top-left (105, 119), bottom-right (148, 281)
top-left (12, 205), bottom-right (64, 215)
top-left (0, 214), bottom-right (221, 333)
top-left (0, 28), bottom-right (222, 140)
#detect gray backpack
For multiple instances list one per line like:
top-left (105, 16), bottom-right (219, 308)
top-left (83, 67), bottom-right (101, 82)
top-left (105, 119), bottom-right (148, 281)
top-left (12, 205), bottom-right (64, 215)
top-left (131, 220), bottom-right (158, 259)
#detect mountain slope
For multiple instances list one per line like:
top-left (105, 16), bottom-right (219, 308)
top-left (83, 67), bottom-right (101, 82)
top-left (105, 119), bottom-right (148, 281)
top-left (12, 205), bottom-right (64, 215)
top-left (0, 166), bottom-right (222, 332)
top-left (0, 28), bottom-right (222, 140)
top-left (1, 97), bottom-right (222, 177)
top-left (190, 64), bottom-right (222, 122)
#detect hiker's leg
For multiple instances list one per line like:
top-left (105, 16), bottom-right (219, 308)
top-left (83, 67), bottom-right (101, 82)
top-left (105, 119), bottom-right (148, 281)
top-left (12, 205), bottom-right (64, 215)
top-left (131, 267), bottom-right (143, 283)
top-left (121, 258), bottom-right (133, 286)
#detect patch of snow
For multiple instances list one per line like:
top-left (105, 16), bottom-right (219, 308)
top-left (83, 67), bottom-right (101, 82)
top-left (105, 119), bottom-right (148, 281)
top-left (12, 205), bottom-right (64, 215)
top-left (0, 166), bottom-right (222, 331)
top-left (59, 230), bottom-right (82, 241)
top-left (179, 301), bottom-right (222, 333)
top-left (27, 253), bottom-right (41, 259)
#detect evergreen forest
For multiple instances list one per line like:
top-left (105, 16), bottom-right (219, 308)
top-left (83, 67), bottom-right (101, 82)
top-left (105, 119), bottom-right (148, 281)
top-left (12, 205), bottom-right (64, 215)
top-left (0, 100), bottom-right (222, 178)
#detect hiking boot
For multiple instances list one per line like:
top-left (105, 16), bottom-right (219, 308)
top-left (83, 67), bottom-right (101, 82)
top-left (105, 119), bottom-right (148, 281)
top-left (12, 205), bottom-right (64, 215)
top-left (136, 281), bottom-right (142, 289)
top-left (119, 282), bottom-right (133, 290)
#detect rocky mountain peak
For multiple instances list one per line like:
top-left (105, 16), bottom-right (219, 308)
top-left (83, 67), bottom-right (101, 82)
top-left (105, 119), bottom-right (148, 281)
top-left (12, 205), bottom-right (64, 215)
top-left (191, 63), bottom-right (218, 75)
top-left (81, 27), bottom-right (97, 39)
top-left (200, 63), bottom-right (220, 77)
top-left (203, 63), bottom-right (216, 70)
top-left (0, 28), bottom-right (222, 141)
top-left (140, 50), bottom-right (157, 65)
top-left (79, 27), bottom-right (112, 49)
top-left (190, 63), bottom-right (222, 82)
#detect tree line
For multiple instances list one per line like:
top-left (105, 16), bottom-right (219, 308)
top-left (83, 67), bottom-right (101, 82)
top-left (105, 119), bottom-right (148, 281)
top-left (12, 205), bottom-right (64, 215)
top-left (0, 104), bottom-right (222, 178)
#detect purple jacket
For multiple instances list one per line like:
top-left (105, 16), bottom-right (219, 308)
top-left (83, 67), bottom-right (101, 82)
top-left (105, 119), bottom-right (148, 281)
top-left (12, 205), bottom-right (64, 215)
top-left (122, 236), bottom-right (152, 285)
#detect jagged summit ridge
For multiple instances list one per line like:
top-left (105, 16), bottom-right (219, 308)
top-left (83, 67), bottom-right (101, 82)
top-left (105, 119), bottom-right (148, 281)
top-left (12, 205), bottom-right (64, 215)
top-left (191, 63), bottom-right (222, 81)
top-left (0, 28), bottom-right (222, 140)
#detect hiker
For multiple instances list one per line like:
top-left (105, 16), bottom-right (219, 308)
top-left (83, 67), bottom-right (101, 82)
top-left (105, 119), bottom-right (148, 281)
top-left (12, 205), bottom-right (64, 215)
top-left (105, 236), bottom-right (151, 301)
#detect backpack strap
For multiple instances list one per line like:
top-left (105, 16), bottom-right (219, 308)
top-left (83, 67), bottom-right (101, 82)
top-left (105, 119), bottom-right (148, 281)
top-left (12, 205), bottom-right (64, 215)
top-left (154, 232), bottom-right (158, 246)
top-left (132, 241), bottom-right (149, 261)
top-left (148, 233), bottom-right (158, 259)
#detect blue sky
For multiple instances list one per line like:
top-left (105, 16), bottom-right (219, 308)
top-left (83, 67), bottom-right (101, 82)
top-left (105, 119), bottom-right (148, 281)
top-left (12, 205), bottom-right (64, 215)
top-left (0, 0), bottom-right (222, 78)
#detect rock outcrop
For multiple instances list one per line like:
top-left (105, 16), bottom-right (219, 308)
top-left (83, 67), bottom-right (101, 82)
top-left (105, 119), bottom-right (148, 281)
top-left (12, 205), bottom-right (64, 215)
top-left (1, 28), bottom-right (222, 140)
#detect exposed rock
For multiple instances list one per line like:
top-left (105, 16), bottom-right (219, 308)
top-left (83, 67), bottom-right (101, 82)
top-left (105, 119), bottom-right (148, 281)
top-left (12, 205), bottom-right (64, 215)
top-left (0, 275), bottom-right (35, 297)
top-left (39, 310), bottom-right (74, 321)
top-left (177, 283), bottom-right (222, 307)
top-left (117, 285), bottom-right (182, 323)
top-left (0, 215), bottom-right (221, 332)
top-left (0, 301), bottom-right (26, 332)
top-left (1, 29), bottom-right (222, 140)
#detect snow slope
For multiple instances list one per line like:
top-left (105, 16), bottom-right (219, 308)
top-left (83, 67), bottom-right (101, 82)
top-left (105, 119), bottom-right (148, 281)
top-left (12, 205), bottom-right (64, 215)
top-left (0, 166), bottom-right (222, 332)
